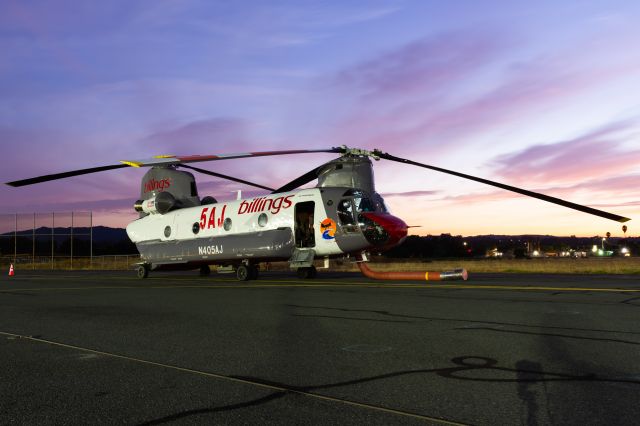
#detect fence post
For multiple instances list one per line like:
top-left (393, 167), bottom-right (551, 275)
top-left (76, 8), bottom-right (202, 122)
top-left (70, 212), bottom-right (74, 270)
top-left (14, 213), bottom-right (17, 264)
top-left (51, 212), bottom-right (54, 270)
top-left (90, 211), bottom-right (93, 270)
top-left (32, 213), bottom-right (35, 270)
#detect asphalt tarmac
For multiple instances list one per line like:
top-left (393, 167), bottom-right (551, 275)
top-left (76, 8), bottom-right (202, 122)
top-left (1, 269), bottom-right (639, 425)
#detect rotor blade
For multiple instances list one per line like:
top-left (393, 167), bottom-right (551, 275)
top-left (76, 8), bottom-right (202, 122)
top-left (180, 165), bottom-right (275, 191)
top-left (6, 148), bottom-right (345, 187)
top-left (120, 148), bottom-right (343, 168)
top-left (272, 164), bottom-right (327, 194)
top-left (377, 151), bottom-right (631, 223)
top-left (5, 164), bottom-right (130, 187)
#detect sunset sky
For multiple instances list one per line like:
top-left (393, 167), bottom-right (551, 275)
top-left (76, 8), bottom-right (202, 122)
top-left (1, 0), bottom-right (639, 237)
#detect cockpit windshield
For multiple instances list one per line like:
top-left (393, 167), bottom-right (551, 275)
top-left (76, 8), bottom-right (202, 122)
top-left (354, 195), bottom-right (375, 213)
top-left (342, 189), bottom-right (376, 214)
top-left (373, 192), bottom-right (389, 213)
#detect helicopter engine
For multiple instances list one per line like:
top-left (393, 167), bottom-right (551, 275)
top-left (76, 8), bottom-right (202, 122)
top-left (134, 191), bottom-right (182, 215)
top-left (134, 167), bottom-right (201, 216)
top-left (316, 155), bottom-right (388, 211)
top-left (316, 155), bottom-right (375, 193)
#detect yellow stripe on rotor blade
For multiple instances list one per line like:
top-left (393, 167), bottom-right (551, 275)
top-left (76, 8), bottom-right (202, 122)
top-left (152, 155), bottom-right (175, 159)
top-left (119, 160), bottom-right (143, 167)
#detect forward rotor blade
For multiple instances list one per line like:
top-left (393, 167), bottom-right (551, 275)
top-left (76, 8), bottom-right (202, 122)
top-left (272, 164), bottom-right (327, 193)
top-left (180, 165), bottom-right (275, 191)
top-left (377, 152), bottom-right (631, 223)
top-left (5, 164), bottom-right (130, 187)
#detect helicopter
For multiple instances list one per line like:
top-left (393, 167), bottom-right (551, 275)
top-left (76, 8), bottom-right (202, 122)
top-left (5, 146), bottom-right (630, 281)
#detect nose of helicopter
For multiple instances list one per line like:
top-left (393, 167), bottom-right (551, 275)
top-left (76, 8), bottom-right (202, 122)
top-left (360, 212), bottom-right (408, 248)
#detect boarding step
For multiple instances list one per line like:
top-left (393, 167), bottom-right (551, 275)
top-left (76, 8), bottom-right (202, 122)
top-left (289, 248), bottom-right (316, 269)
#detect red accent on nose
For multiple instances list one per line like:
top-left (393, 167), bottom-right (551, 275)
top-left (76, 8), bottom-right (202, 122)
top-left (362, 212), bottom-right (408, 248)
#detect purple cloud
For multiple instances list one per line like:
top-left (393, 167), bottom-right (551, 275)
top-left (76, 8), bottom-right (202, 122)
top-left (142, 117), bottom-right (253, 154)
top-left (326, 30), bottom-right (509, 151)
top-left (381, 190), bottom-right (440, 197)
top-left (436, 173), bottom-right (640, 209)
top-left (490, 120), bottom-right (640, 185)
top-left (334, 30), bottom-right (507, 101)
top-left (325, 32), bottom-right (640, 160)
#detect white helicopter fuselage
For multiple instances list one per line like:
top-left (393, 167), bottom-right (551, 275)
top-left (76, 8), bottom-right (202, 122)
top-left (126, 187), bottom-right (400, 270)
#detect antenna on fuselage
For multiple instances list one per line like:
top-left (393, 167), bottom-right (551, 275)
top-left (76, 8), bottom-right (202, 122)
top-left (235, 190), bottom-right (242, 200)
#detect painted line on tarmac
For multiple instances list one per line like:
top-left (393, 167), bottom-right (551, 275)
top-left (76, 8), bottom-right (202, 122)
top-left (0, 330), bottom-right (465, 426)
top-left (2, 279), bottom-right (640, 293)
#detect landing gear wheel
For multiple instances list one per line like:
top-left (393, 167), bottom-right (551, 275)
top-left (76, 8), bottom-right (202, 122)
top-left (136, 264), bottom-right (149, 279)
top-left (249, 265), bottom-right (259, 280)
top-left (199, 265), bottom-right (211, 277)
top-left (296, 268), bottom-right (307, 279)
top-left (296, 266), bottom-right (317, 279)
top-left (236, 264), bottom-right (250, 281)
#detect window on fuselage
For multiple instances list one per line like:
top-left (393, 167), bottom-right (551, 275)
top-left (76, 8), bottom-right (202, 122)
top-left (337, 199), bottom-right (355, 225)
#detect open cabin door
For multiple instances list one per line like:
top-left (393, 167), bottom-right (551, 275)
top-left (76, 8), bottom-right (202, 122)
top-left (294, 201), bottom-right (315, 248)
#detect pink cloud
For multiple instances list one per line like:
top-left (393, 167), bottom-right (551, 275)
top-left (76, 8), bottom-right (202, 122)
top-left (435, 173), bottom-right (640, 209)
top-left (490, 120), bottom-right (640, 185)
top-left (381, 190), bottom-right (440, 197)
top-left (552, 174), bottom-right (640, 201)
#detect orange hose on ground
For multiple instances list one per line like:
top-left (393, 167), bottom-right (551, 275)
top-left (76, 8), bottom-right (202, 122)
top-left (358, 262), bottom-right (468, 281)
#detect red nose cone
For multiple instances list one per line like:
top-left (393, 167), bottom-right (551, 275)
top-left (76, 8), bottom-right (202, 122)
top-left (361, 212), bottom-right (408, 248)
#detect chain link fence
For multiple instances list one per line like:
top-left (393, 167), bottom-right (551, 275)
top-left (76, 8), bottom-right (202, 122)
top-left (0, 212), bottom-right (140, 270)
top-left (0, 254), bottom-right (141, 271)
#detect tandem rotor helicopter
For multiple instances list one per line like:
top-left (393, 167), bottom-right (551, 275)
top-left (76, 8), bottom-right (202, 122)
top-left (6, 146), bottom-right (630, 281)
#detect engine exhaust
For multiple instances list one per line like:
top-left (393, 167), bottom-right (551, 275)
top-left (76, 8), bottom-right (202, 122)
top-left (357, 261), bottom-right (468, 281)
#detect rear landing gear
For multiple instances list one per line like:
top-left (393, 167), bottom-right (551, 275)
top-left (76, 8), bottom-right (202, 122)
top-left (236, 264), bottom-right (259, 281)
top-left (136, 264), bottom-right (149, 279)
top-left (236, 264), bottom-right (250, 281)
top-left (199, 265), bottom-right (211, 276)
top-left (296, 266), bottom-right (317, 279)
top-left (249, 265), bottom-right (259, 280)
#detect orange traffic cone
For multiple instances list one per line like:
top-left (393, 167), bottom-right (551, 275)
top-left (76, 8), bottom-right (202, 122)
top-left (8, 264), bottom-right (14, 277)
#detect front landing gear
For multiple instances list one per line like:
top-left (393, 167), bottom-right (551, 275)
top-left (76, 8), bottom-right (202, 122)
top-left (199, 265), bottom-right (211, 276)
top-left (136, 264), bottom-right (149, 279)
top-left (296, 266), bottom-right (317, 279)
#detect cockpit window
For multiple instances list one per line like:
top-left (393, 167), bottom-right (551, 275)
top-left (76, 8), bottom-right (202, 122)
top-left (354, 196), bottom-right (375, 213)
top-left (373, 192), bottom-right (389, 213)
top-left (337, 199), bottom-right (355, 225)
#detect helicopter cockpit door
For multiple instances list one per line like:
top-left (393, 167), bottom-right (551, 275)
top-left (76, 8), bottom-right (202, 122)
top-left (295, 201), bottom-right (315, 248)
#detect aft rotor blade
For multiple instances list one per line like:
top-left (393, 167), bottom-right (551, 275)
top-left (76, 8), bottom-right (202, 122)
top-left (6, 148), bottom-right (344, 187)
top-left (5, 164), bottom-right (130, 187)
top-left (180, 165), bottom-right (275, 191)
top-left (377, 152), bottom-right (631, 223)
top-left (120, 148), bottom-right (343, 168)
